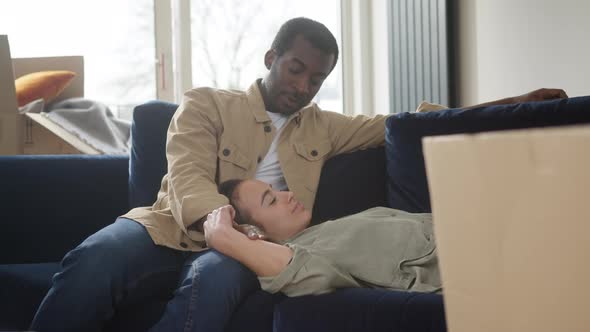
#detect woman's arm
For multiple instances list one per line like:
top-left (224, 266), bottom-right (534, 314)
top-left (203, 206), bottom-right (293, 277)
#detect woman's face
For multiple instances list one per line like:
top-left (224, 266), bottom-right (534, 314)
top-left (234, 180), bottom-right (311, 242)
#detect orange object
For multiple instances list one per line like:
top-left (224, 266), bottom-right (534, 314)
top-left (15, 70), bottom-right (76, 107)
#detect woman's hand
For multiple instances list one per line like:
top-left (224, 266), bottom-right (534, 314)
top-left (204, 205), bottom-right (266, 253)
top-left (236, 224), bottom-right (266, 240)
top-left (203, 205), bottom-right (238, 251)
top-left (203, 206), bottom-right (293, 277)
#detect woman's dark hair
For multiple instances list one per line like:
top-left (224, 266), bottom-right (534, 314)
top-left (271, 17), bottom-right (339, 71)
top-left (218, 179), bottom-right (251, 224)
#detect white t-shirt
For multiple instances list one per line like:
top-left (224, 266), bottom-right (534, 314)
top-left (255, 111), bottom-right (289, 191)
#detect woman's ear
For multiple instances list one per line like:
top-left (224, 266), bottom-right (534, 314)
top-left (264, 49), bottom-right (276, 70)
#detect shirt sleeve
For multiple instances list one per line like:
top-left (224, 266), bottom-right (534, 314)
top-left (320, 110), bottom-right (389, 158)
top-left (166, 88), bottom-right (229, 233)
top-left (258, 244), bottom-right (360, 297)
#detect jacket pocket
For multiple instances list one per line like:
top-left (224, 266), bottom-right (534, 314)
top-left (218, 142), bottom-right (251, 170)
top-left (294, 140), bottom-right (332, 162)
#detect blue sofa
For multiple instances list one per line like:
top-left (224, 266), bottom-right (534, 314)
top-left (4, 94), bottom-right (590, 331)
top-left (0, 101), bottom-right (447, 331)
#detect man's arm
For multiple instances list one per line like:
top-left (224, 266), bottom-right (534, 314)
top-left (462, 88), bottom-right (568, 110)
top-left (203, 206), bottom-right (293, 277)
top-left (166, 89), bottom-right (229, 233)
top-left (321, 111), bottom-right (389, 158)
top-left (320, 88), bottom-right (567, 165)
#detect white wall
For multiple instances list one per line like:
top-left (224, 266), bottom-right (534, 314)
top-left (456, 0), bottom-right (590, 106)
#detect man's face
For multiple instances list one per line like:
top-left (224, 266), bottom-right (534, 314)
top-left (234, 180), bottom-right (311, 242)
top-left (262, 34), bottom-right (335, 115)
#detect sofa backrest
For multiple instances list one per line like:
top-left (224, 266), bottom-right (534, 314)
top-left (128, 101), bottom-right (178, 208)
top-left (1, 154), bottom-right (129, 263)
top-left (129, 101), bottom-right (387, 221)
top-left (386, 95), bottom-right (590, 213)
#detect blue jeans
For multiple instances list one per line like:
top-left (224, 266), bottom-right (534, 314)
top-left (30, 218), bottom-right (259, 332)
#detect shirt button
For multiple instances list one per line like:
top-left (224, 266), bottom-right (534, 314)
top-left (180, 242), bottom-right (188, 248)
top-left (311, 150), bottom-right (318, 157)
top-left (264, 125), bottom-right (272, 133)
top-left (222, 148), bottom-right (230, 156)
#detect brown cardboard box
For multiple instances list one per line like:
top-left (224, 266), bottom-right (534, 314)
top-left (423, 125), bottom-right (590, 332)
top-left (0, 34), bottom-right (98, 155)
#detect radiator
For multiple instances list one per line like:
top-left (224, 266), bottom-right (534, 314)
top-left (388, 0), bottom-right (450, 113)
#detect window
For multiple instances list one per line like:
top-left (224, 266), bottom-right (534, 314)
top-left (1, 1), bottom-right (345, 118)
top-left (0, 0), bottom-right (156, 120)
top-left (187, 0), bottom-right (342, 113)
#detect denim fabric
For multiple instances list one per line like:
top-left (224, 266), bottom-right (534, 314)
top-left (149, 251), bottom-right (259, 332)
top-left (30, 218), bottom-right (258, 332)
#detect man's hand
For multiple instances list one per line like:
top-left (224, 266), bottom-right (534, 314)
top-left (461, 88), bottom-right (568, 110)
top-left (514, 88), bottom-right (568, 103)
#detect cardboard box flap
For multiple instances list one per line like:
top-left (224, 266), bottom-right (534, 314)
top-left (25, 113), bottom-right (100, 154)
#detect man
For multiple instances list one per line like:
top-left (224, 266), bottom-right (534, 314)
top-left (31, 17), bottom-right (566, 332)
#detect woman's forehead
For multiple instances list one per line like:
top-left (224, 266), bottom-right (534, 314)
top-left (238, 180), bottom-right (269, 206)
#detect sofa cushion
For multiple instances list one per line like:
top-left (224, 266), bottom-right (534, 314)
top-left (312, 146), bottom-right (386, 224)
top-left (273, 288), bottom-right (446, 332)
top-left (385, 96), bottom-right (590, 213)
top-left (226, 291), bottom-right (286, 332)
top-left (0, 263), bottom-right (59, 330)
top-left (129, 101), bottom-right (178, 208)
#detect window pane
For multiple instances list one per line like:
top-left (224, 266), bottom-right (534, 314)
top-left (189, 0), bottom-right (342, 113)
top-left (0, 0), bottom-right (156, 120)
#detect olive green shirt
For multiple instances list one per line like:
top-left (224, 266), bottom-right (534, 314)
top-left (259, 207), bottom-right (441, 297)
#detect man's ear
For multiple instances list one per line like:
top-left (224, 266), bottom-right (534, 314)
top-left (264, 49), bottom-right (277, 70)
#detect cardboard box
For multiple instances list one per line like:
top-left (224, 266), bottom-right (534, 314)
top-left (0, 34), bottom-right (99, 155)
top-left (423, 125), bottom-right (590, 332)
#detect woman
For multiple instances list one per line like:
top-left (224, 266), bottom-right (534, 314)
top-left (204, 179), bottom-right (441, 297)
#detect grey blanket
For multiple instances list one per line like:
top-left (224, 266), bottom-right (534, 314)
top-left (21, 98), bottom-right (131, 155)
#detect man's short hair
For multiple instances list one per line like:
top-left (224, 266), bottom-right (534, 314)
top-left (271, 17), bottom-right (339, 71)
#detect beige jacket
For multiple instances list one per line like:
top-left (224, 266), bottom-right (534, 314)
top-left (123, 80), bottom-right (388, 251)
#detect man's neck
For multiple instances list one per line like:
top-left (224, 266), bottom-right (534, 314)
top-left (257, 79), bottom-right (275, 113)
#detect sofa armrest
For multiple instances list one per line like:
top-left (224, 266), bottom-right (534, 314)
top-left (0, 155), bottom-right (129, 264)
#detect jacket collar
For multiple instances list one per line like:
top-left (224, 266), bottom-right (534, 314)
top-left (246, 79), bottom-right (304, 124)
